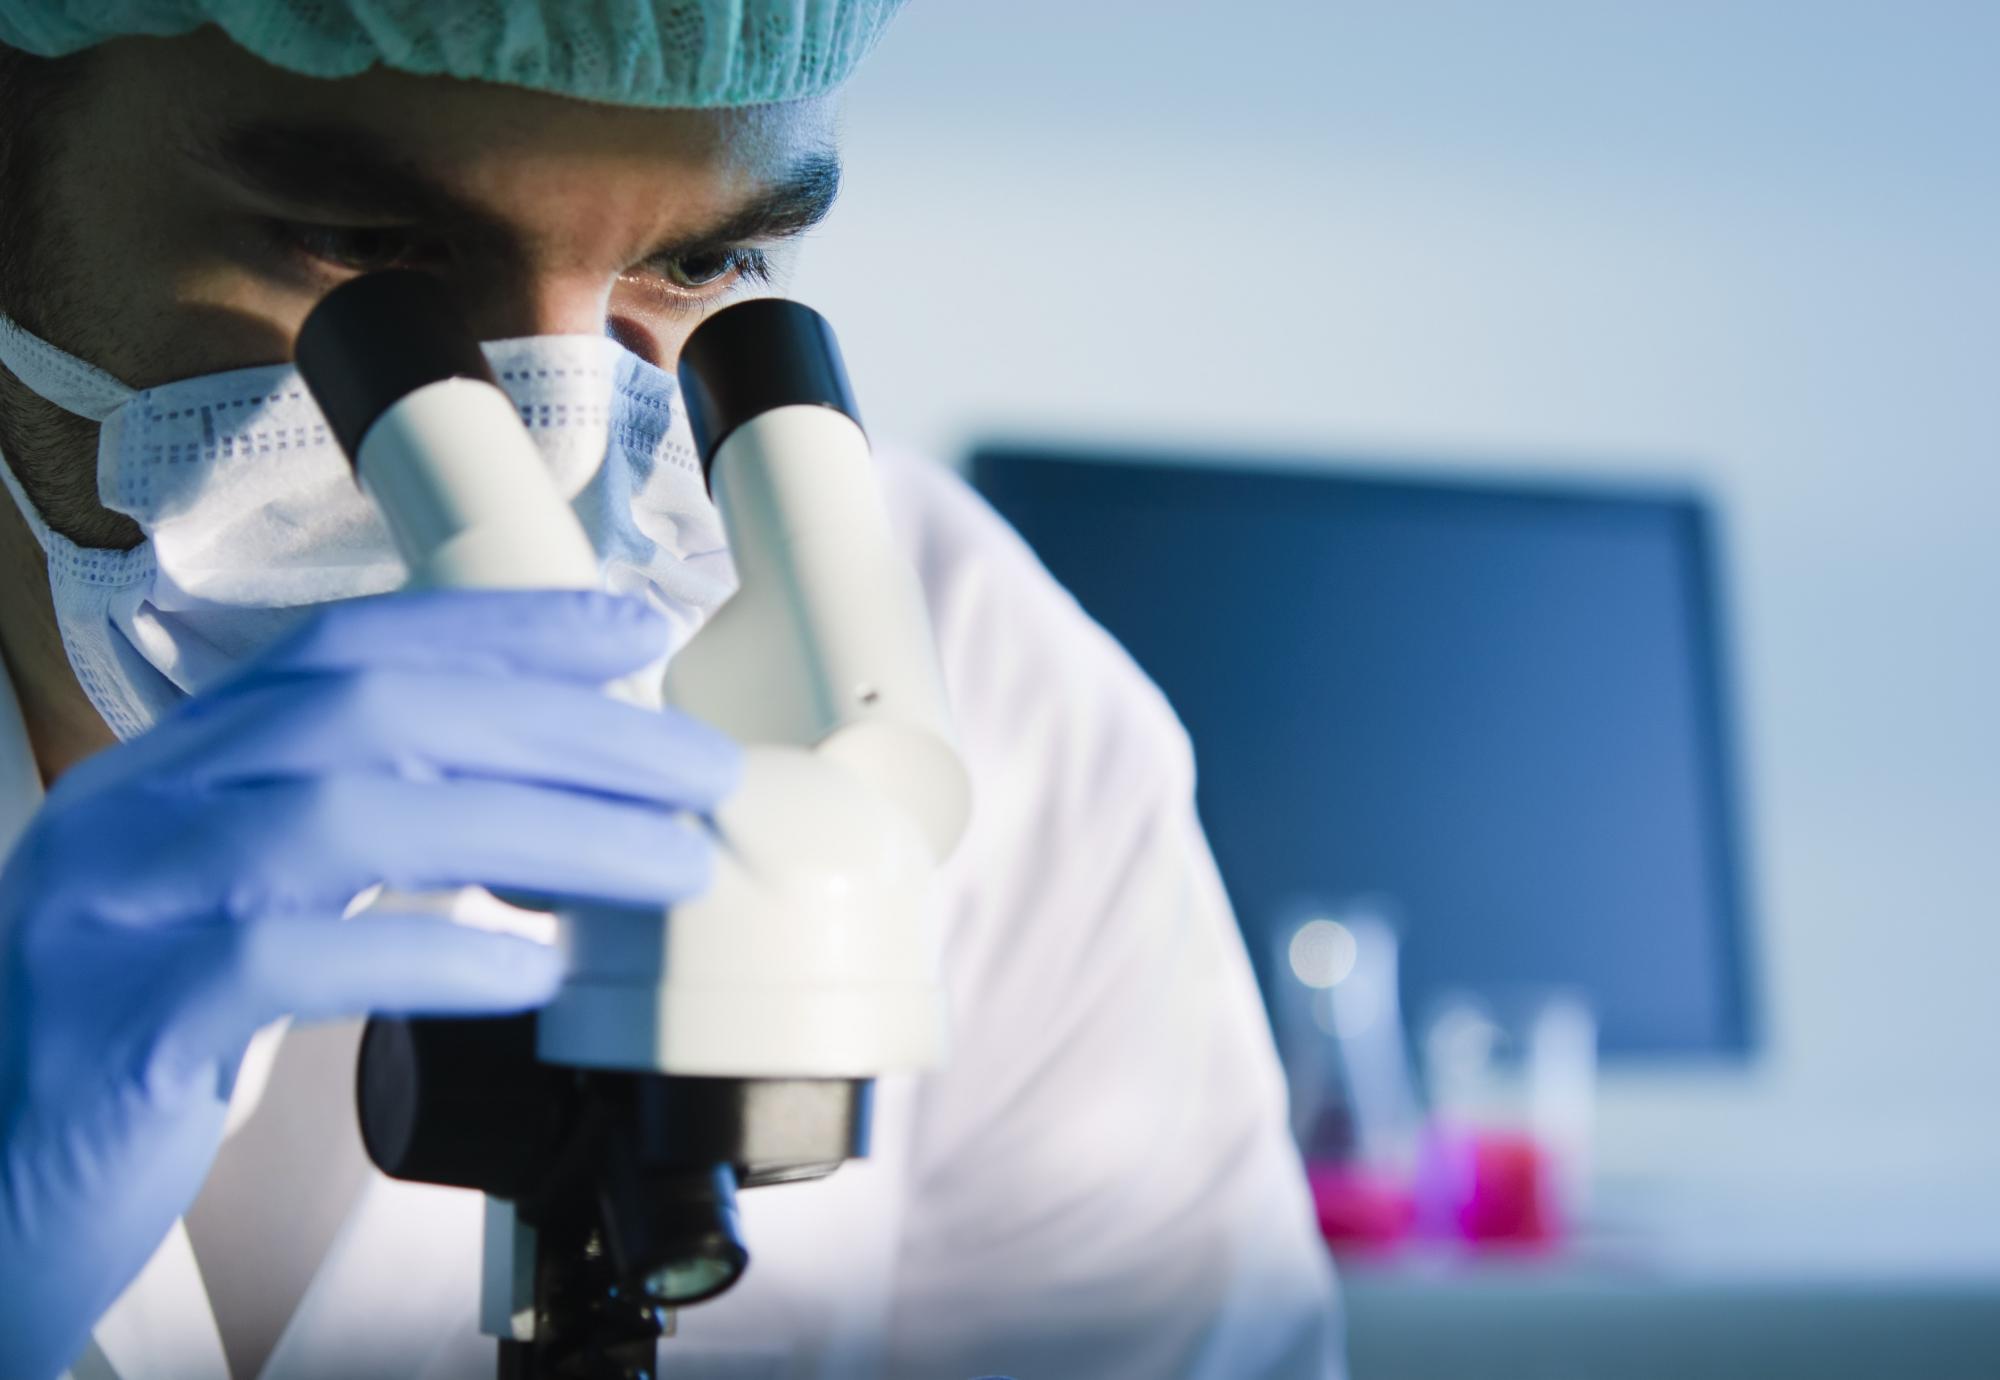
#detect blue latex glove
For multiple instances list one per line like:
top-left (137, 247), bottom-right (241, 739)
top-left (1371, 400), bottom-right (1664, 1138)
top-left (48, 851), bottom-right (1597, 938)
top-left (0, 589), bottom-right (738, 1380)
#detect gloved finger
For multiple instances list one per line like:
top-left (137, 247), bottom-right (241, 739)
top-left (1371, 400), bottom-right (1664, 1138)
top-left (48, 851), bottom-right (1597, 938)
top-left (154, 669), bottom-right (739, 808)
top-left (229, 588), bottom-right (673, 685)
top-left (45, 774), bottom-right (717, 920)
top-left (154, 910), bottom-right (564, 1079)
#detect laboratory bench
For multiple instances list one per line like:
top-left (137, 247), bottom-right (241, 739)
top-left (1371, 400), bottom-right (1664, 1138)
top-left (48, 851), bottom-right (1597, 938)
top-left (1336, 1182), bottom-right (2000, 1379)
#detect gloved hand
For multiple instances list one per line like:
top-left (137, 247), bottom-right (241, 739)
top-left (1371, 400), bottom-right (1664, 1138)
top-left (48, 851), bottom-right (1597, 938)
top-left (0, 589), bottom-right (738, 1380)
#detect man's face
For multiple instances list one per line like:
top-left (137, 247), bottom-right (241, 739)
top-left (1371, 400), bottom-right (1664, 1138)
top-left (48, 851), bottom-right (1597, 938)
top-left (0, 28), bottom-right (839, 549)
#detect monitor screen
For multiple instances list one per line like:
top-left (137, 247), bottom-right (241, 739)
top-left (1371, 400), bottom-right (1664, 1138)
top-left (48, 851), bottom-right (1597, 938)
top-left (971, 449), bottom-right (1755, 1057)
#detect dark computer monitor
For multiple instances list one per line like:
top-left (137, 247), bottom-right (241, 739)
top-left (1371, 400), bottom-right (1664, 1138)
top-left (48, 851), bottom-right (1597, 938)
top-left (971, 448), bottom-right (1755, 1057)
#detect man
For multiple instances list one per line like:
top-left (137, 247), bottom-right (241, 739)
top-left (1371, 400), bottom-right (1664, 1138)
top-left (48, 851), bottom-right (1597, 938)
top-left (0, 5), bottom-right (1340, 1377)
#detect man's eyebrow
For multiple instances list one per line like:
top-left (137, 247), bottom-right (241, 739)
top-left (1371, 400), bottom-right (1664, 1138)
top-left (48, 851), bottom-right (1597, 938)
top-left (187, 119), bottom-right (841, 254)
top-left (640, 152), bottom-right (842, 260)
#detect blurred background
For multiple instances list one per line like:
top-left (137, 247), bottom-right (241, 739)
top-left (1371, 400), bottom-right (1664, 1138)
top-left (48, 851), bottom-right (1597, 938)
top-left (792, 3), bottom-right (2000, 1375)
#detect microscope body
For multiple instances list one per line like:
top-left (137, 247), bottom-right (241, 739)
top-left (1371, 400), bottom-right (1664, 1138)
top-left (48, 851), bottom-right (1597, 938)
top-left (296, 277), bottom-right (966, 1377)
top-left (542, 398), bottom-right (965, 1077)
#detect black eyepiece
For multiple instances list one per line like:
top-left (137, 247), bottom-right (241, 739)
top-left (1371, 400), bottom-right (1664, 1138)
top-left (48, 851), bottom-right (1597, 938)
top-left (296, 270), bottom-right (497, 467)
top-left (676, 297), bottom-right (863, 489)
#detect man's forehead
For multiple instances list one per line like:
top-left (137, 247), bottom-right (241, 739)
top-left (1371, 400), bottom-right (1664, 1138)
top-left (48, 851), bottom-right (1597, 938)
top-left (129, 29), bottom-right (837, 243)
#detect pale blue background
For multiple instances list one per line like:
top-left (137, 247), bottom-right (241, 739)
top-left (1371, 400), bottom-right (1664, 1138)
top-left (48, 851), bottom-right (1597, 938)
top-left (792, 0), bottom-right (2000, 1307)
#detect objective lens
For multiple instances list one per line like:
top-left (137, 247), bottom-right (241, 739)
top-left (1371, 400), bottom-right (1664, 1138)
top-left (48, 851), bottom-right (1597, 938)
top-left (604, 1162), bottom-right (749, 1308)
top-left (646, 1255), bottom-right (742, 1306)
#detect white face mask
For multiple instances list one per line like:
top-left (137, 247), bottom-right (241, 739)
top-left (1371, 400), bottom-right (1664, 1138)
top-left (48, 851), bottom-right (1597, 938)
top-left (0, 314), bottom-right (733, 739)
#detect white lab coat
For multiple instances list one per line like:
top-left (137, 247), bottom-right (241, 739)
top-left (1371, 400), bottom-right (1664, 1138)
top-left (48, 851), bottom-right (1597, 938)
top-left (4, 452), bottom-right (1342, 1379)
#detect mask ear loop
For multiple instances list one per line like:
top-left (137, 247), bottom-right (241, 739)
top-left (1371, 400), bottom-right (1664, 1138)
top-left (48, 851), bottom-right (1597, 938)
top-left (0, 313), bottom-right (135, 422)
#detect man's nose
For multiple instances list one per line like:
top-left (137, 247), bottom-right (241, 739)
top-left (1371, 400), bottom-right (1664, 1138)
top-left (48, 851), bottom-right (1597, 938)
top-left (448, 270), bottom-right (666, 367)
top-left (457, 271), bottom-right (609, 342)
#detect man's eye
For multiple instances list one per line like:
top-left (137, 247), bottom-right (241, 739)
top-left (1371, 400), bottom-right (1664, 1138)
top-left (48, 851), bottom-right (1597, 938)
top-left (621, 247), bottom-right (775, 316)
top-left (656, 248), bottom-right (762, 291)
top-left (267, 220), bottom-right (423, 273)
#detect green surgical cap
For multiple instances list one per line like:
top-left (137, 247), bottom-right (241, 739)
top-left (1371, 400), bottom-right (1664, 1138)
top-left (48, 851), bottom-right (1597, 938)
top-left (0, 0), bottom-right (907, 108)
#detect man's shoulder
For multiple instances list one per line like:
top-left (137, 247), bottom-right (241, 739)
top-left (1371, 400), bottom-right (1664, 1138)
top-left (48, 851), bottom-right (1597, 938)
top-left (873, 447), bottom-right (1193, 794)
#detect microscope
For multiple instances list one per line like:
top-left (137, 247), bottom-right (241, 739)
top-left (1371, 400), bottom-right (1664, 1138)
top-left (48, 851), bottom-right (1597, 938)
top-left (295, 272), bottom-right (968, 1378)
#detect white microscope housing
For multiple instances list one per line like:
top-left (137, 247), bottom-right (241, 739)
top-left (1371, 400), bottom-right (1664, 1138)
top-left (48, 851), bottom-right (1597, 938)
top-left (296, 275), bottom-right (967, 1371)
top-left (540, 299), bottom-right (970, 1076)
